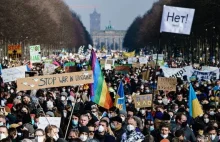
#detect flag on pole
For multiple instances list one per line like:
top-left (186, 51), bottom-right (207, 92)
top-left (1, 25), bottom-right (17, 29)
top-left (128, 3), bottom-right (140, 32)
top-left (90, 50), bottom-right (113, 109)
top-left (188, 84), bottom-right (203, 118)
top-left (114, 81), bottom-right (126, 111)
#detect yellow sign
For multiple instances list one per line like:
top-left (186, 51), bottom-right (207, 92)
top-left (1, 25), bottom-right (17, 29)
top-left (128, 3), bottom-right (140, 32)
top-left (8, 45), bottom-right (22, 54)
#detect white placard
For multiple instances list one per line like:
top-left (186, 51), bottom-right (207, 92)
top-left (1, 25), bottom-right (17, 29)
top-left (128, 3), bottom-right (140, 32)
top-left (38, 117), bottom-right (61, 130)
top-left (2, 66), bottom-right (27, 82)
top-left (160, 5), bottom-right (195, 35)
top-left (153, 54), bottom-right (164, 60)
top-left (105, 64), bottom-right (112, 70)
top-left (161, 66), bottom-right (194, 80)
top-left (30, 45), bottom-right (41, 63)
top-left (44, 63), bottom-right (57, 75)
top-left (128, 57), bottom-right (137, 64)
top-left (139, 57), bottom-right (148, 64)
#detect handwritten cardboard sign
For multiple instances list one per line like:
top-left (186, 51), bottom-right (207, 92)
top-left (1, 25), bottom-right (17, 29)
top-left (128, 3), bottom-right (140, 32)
top-left (17, 71), bottom-right (94, 91)
top-left (133, 94), bottom-right (152, 108)
top-left (157, 77), bottom-right (177, 92)
top-left (2, 65), bottom-right (27, 82)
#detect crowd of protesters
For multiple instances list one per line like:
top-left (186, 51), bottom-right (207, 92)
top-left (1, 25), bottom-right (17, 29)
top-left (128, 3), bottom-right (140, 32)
top-left (0, 52), bottom-right (219, 142)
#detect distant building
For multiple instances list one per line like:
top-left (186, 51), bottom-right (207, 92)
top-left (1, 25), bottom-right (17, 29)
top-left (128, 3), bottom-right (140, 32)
top-left (90, 10), bottom-right (126, 51)
top-left (90, 9), bottom-right (101, 33)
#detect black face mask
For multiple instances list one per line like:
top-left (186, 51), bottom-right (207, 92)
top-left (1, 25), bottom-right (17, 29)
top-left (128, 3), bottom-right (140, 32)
top-left (181, 121), bottom-right (187, 127)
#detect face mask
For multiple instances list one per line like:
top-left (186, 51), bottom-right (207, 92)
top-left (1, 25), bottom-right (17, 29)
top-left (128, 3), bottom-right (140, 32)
top-left (67, 89), bottom-right (70, 92)
top-left (204, 118), bottom-right (209, 123)
top-left (35, 136), bottom-right (44, 142)
top-left (108, 113), bottom-right (112, 118)
top-left (149, 126), bottom-right (154, 131)
top-left (160, 134), bottom-right (168, 138)
top-left (210, 111), bottom-right (215, 116)
top-left (196, 84), bottom-right (199, 87)
top-left (158, 100), bottom-right (162, 104)
top-left (181, 121), bottom-right (187, 127)
top-left (72, 120), bottom-right (78, 126)
top-left (146, 90), bottom-right (150, 93)
top-left (204, 84), bottom-right (207, 87)
top-left (0, 133), bottom-right (6, 140)
top-left (140, 110), bottom-right (146, 115)
top-left (210, 134), bottom-right (216, 140)
top-left (128, 99), bottom-right (132, 103)
top-left (127, 124), bottom-right (135, 131)
top-left (121, 117), bottom-right (125, 122)
top-left (10, 90), bottom-right (14, 93)
top-left (62, 89), bottom-right (66, 92)
top-left (7, 87), bottom-right (10, 90)
top-left (53, 134), bottom-right (59, 141)
top-left (80, 135), bottom-right (88, 141)
top-left (136, 92), bottom-right (140, 95)
top-left (98, 125), bottom-right (104, 133)
top-left (61, 96), bottom-right (66, 101)
top-left (110, 123), bottom-right (116, 129)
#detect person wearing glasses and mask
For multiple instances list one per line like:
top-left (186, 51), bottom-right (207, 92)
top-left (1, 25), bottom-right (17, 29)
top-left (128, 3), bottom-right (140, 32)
top-left (35, 129), bottom-right (46, 142)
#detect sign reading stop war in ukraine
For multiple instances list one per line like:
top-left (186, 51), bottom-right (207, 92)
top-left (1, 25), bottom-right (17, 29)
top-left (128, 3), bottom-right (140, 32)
top-left (157, 77), bottom-right (177, 92)
top-left (17, 71), bottom-right (94, 91)
top-left (133, 94), bottom-right (152, 108)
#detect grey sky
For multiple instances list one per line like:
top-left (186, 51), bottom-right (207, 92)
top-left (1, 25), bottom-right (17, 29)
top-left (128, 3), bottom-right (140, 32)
top-left (64, 0), bottom-right (157, 32)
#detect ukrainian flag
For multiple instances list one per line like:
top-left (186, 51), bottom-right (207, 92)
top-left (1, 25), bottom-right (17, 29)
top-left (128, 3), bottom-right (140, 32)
top-left (188, 84), bottom-right (203, 118)
top-left (114, 81), bottom-right (126, 111)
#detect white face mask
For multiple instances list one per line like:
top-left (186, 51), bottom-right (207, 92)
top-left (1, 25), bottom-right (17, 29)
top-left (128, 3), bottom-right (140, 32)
top-left (121, 117), bottom-right (125, 122)
top-left (62, 89), bottom-right (66, 92)
top-left (158, 100), bottom-right (162, 104)
top-left (204, 118), bottom-right (209, 123)
top-left (161, 134), bottom-right (168, 138)
top-left (61, 96), bottom-right (66, 101)
top-left (80, 135), bottom-right (88, 141)
top-left (98, 125), bottom-right (105, 133)
top-left (127, 124), bottom-right (135, 131)
top-left (128, 99), bottom-right (132, 103)
top-left (0, 133), bottom-right (7, 140)
top-left (210, 134), bottom-right (216, 140)
top-left (53, 134), bottom-right (59, 141)
top-left (35, 136), bottom-right (44, 142)
top-left (140, 110), bottom-right (146, 115)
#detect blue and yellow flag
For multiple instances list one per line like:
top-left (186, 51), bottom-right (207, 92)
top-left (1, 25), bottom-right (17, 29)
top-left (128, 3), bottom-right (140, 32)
top-left (188, 84), bottom-right (203, 118)
top-left (114, 81), bottom-right (126, 111)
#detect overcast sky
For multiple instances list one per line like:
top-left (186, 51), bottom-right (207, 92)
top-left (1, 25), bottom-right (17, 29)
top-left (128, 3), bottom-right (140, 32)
top-left (64, 0), bottom-right (157, 32)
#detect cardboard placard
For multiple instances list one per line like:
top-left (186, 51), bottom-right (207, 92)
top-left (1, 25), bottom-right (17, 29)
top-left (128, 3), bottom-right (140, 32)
top-left (132, 63), bottom-right (142, 68)
top-left (99, 59), bottom-right (106, 65)
top-left (133, 94), bottom-right (152, 108)
top-left (157, 77), bottom-right (177, 92)
top-left (17, 71), bottom-right (94, 91)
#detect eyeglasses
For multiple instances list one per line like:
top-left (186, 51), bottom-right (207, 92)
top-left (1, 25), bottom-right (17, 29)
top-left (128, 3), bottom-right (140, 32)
top-left (91, 111), bottom-right (97, 113)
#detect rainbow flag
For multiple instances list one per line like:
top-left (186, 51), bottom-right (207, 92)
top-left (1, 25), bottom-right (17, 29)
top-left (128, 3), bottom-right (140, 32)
top-left (90, 50), bottom-right (113, 109)
top-left (188, 84), bottom-right (203, 118)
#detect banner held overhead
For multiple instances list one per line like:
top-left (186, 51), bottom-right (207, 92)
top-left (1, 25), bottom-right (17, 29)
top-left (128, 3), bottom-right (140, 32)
top-left (17, 71), bottom-right (94, 91)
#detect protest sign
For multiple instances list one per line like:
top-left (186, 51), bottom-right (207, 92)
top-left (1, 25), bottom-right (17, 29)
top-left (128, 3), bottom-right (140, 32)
top-left (30, 45), bottom-right (41, 63)
top-left (160, 6), bottom-right (195, 35)
top-left (38, 117), bottom-right (61, 130)
top-left (105, 59), bottom-right (115, 65)
top-left (44, 63), bottom-right (57, 75)
top-left (132, 63), bottom-right (142, 68)
top-left (115, 66), bottom-right (130, 74)
top-left (133, 94), bottom-right (152, 108)
top-left (142, 70), bottom-right (150, 81)
top-left (193, 70), bottom-right (218, 80)
top-left (105, 64), bottom-right (112, 70)
top-left (161, 66), bottom-right (194, 80)
top-left (128, 57), bottom-right (137, 64)
top-left (157, 77), bottom-right (177, 92)
top-left (99, 59), bottom-right (106, 65)
top-left (2, 66), bottom-right (27, 82)
top-left (201, 66), bottom-right (219, 79)
top-left (17, 71), bottom-right (94, 91)
top-left (139, 57), bottom-right (148, 64)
